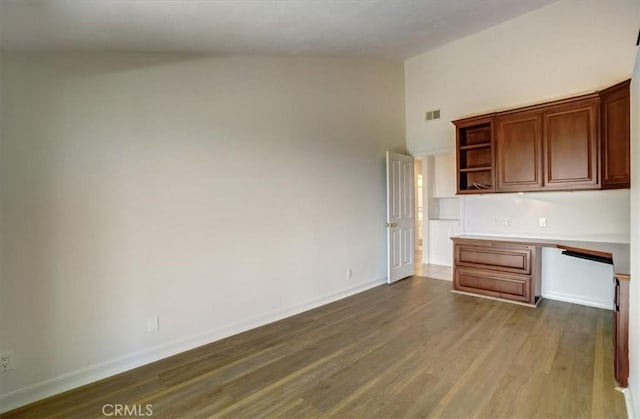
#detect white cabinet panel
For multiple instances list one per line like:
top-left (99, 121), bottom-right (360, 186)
top-left (433, 151), bottom-right (456, 198)
top-left (428, 219), bottom-right (460, 266)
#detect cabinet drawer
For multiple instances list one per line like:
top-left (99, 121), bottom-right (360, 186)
top-left (455, 243), bottom-right (532, 274)
top-left (454, 267), bottom-right (531, 303)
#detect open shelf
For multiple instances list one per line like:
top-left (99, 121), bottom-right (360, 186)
top-left (460, 166), bottom-right (492, 173)
top-left (455, 119), bottom-right (495, 193)
top-left (459, 169), bottom-right (493, 191)
top-left (459, 142), bottom-right (492, 151)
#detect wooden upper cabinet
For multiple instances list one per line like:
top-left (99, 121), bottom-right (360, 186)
top-left (453, 80), bottom-right (629, 194)
top-left (454, 116), bottom-right (495, 194)
top-left (541, 98), bottom-right (599, 190)
top-left (600, 80), bottom-right (630, 189)
top-left (495, 111), bottom-right (543, 192)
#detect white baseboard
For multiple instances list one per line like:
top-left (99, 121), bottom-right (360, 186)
top-left (542, 290), bottom-right (612, 310)
top-left (621, 386), bottom-right (635, 419)
top-left (0, 277), bottom-right (386, 414)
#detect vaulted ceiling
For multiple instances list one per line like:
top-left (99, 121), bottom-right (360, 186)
top-left (0, 0), bottom-right (557, 59)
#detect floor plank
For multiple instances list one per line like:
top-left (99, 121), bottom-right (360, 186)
top-left (2, 277), bottom-right (626, 419)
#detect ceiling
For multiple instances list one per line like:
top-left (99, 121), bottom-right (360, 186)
top-left (0, 0), bottom-right (558, 60)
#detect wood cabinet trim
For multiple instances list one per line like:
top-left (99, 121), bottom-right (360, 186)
top-left (599, 79), bottom-right (631, 96)
top-left (452, 92), bottom-right (601, 125)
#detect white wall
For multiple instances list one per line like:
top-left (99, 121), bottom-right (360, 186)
top-left (462, 190), bottom-right (630, 308)
top-left (462, 190), bottom-right (630, 243)
top-left (436, 198), bottom-right (459, 221)
top-left (404, 0), bottom-right (638, 309)
top-left (405, 0), bottom-right (639, 156)
top-left (629, 46), bottom-right (640, 418)
top-left (0, 53), bottom-right (405, 410)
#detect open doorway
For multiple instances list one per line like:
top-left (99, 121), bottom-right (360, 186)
top-left (414, 154), bottom-right (457, 281)
top-left (414, 158), bottom-right (424, 269)
top-left (415, 158), bottom-right (424, 252)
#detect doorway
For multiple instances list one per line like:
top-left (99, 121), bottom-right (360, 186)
top-left (414, 157), bottom-right (425, 276)
top-left (415, 158), bottom-right (424, 255)
top-left (414, 155), bottom-right (454, 281)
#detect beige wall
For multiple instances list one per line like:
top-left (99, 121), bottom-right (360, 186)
top-left (0, 53), bottom-right (405, 409)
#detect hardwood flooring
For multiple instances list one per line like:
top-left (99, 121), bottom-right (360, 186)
top-left (2, 277), bottom-right (626, 418)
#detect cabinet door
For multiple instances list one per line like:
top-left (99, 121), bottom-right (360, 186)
top-left (433, 151), bottom-right (456, 198)
top-left (600, 80), bottom-right (630, 189)
top-left (614, 275), bottom-right (630, 387)
top-left (542, 99), bottom-right (599, 190)
top-left (454, 267), bottom-right (531, 303)
top-left (496, 111), bottom-right (543, 191)
top-left (454, 243), bottom-right (532, 274)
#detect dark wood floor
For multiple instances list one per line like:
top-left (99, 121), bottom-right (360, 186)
top-left (3, 276), bottom-right (626, 418)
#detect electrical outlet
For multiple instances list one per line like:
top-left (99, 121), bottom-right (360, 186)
top-left (346, 269), bottom-right (353, 279)
top-left (539, 217), bottom-right (547, 227)
top-left (0, 351), bottom-right (13, 371)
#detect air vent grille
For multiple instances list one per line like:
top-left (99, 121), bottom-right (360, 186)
top-left (425, 109), bottom-right (441, 121)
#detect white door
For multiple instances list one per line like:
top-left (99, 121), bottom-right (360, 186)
top-left (386, 151), bottom-right (416, 284)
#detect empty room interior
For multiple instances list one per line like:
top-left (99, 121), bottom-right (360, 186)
top-left (1, 0), bottom-right (640, 417)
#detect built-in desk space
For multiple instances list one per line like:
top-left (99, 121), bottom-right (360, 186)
top-left (452, 235), bottom-right (629, 275)
top-left (451, 235), bottom-right (630, 388)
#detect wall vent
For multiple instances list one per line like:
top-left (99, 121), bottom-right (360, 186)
top-left (425, 109), bottom-right (441, 121)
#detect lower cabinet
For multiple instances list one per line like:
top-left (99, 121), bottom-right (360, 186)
top-left (452, 239), bottom-right (541, 306)
top-left (613, 275), bottom-right (630, 387)
top-left (454, 267), bottom-right (532, 303)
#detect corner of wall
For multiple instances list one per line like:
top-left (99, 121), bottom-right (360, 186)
top-left (622, 381), bottom-right (637, 419)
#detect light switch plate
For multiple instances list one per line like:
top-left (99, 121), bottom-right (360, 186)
top-left (147, 315), bottom-right (159, 332)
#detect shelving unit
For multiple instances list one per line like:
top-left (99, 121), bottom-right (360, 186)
top-left (454, 118), bottom-right (495, 193)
